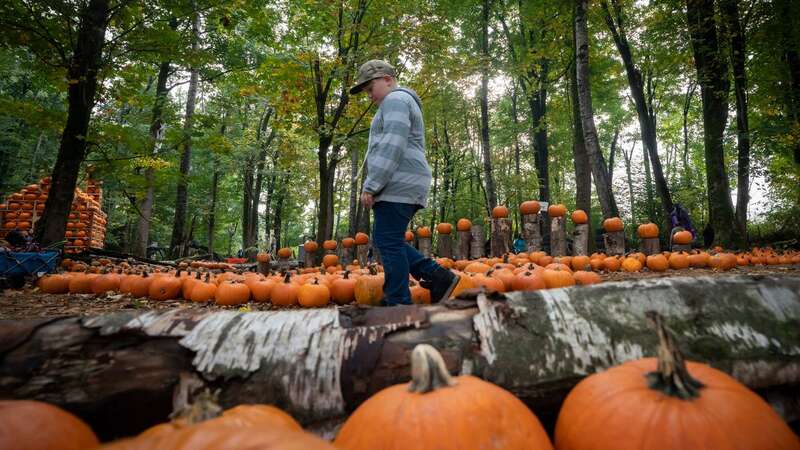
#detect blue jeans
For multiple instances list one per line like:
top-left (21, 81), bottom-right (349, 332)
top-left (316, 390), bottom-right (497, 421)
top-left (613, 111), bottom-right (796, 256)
top-left (372, 201), bottom-right (439, 305)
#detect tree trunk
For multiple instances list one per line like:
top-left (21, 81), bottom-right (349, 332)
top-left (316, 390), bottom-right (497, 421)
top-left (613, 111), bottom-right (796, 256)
top-left (272, 173), bottom-right (289, 250)
top-left (529, 82), bottom-right (550, 204)
top-left (249, 107), bottom-right (276, 252)
top-left (622, 143), bottom-right (636, 223)
top-left (775, 0), bottom-right (800, 164)
top-left (348, 149), bottom-right (359, 237)
top-left (601, 0), bottom-right (673, 225)
top-left (570, 55), bottom-right (592, 220)
top-left (720, 0), bottom-right (750, 239)
top-left (169, 10), bottom-right (201, 258)
top-left (511, 82), bottom-right (523, 224)
top-left (135, 60), bottom-right (171, 258)
top-left (574, 0), bottom-right (619, 219)
top-left (479, 0), bottom-right (497, 210)
top-left (34, 0), bottom-right (111, 246)
top-left (643, 139), bottom-right (656, 222)
top-left (607, 127), bottom-right (618, 186)
top-left (3, 275), bottom-right (799, 441)
top-left (207, 115), bottom-right (226, 258)
top-left (685, 0), bottom-right (744, 248)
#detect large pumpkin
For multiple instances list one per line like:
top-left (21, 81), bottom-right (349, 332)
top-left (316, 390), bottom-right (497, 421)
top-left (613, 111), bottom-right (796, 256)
top-left (637, 222), bottom-right (659, 239)
top-left (335, 344), bottom-right (553, 450)
top-left (520, 200), bottom-right (541, 215)
top-left (0, 400), bottom-right (99, 450)
top-left (602, 217), bottom-right (624, 232)
top-left (554, 312), bottom-right (800, 450)
top-left (354, 266), bottom-right (384, 306)
top-left (672, 230), bottom-right (693, 245)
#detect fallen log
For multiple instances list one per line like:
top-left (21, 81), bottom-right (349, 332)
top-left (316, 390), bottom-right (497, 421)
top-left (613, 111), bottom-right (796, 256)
top-left (1, 274), bottom-right (799, 441)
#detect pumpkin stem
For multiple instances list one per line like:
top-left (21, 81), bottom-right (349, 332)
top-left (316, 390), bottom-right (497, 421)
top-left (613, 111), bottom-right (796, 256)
top-left (408, 344), bottom-right (456, 394)
top-left (283, 272), bottom-right (292, 284)
top-left (170, 388), bottom-right (223, 425)
top-left (645, 311), bottom-right (704, 399)
top-left (343, 270), bottom-right (350, 280)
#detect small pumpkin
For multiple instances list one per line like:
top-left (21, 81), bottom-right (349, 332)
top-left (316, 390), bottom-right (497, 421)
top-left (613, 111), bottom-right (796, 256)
top-left (404, 230), bottom-right (414, 242)
top-left (417, 226), bottom-right (432, 238)
top-left (354, 266), bottom-right (384, 306)
top-left (436, 223), bottom-right (452, 235)
top-left (271, 273), bottom-right (299, 306)
top-left (335, 344), bottom-right (553, 450)
top-left (190, 274), bottom-right (218, 302)
top-left (491, 205), bottom-right (509, 218)
top-left (0, 400), bottom-right (99, 450)
top-left (354, 233), bottom-right (370, 245)
top-left (646, 254), bottom-right (669, 272)
top-left (277, 247), bottom-right (293, 259)
top-left (548, 204), bottom-right (567, 217)
top-left (603, 217), bottom-right (624, 232)
top-left (456, 218), bottom-right (472, 232)
top-left (215, 280), bottom-right (251, 306)
top-left (621, 256), bottom-right (643, 272)
top-left (341, 237), bottom-right (356, 248)
top-left (257, 252), bottom-right (271, 263)
top-left (331, 271), bottom-right (356, 305)
top-left (520, 200), bottom-right (541, 215)
top-left (322, 254), bottom-right (339, 267)
top-left (323, 240), bottom-right (338, 251)
top-left (542, 267), bottom-right (575, 289)
top-left (672, 230), bottom-right (693, 245)
top-left (298, 278), bottom-right (331, 308)
top-left (37, 274), bottom-right (71, 294)
top-left (572, 270), bottom-right (602, 285)
top-left (637, 223), bottom-right (659, 239)
top-left (571, 209), bottom-right (588, 224)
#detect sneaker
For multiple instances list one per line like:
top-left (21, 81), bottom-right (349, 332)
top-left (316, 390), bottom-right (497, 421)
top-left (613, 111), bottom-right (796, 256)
top-left (421, 266), bottom-right (459, 303)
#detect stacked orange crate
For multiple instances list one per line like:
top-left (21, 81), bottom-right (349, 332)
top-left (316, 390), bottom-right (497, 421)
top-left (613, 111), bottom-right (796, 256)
top-left (0, 177), bottom-right (107, 252)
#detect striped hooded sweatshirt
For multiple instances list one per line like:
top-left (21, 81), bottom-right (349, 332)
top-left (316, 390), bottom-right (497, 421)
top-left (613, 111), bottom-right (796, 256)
top-left (362, 87), bottom-right (432, 207)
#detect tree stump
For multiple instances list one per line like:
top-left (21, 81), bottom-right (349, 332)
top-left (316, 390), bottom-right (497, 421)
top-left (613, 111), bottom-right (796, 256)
top-left (522, 213), bottom-right (542, 252)
top-left (341, 247), bottom-right (354, 265)
top-left (469, 224), bottom-right (485, 259)
top-left (257, 261), bottom-right (270, 276)
top-left (437, 234), bottom-right (453, 259)
top-left (457, 231), bottom-right (471, 261)
top-left (573, 224), bottom-right (589, 256)
top-left (303, 252), bottom-right (315, 269)
top-left (490, 218), bottom-right (512, 257)
top-left (641, 238), bottom-right (661, 255)
top-left (356, 244), bottom-right (369, 266)
top-left (2, 275), bottom-right (799, 441)
top-left (417, 237), bottom-right (432, 258)
top-left (550, 216), bottom-right (567, 256)
top-left (603, 231), bottom-right (625, 255)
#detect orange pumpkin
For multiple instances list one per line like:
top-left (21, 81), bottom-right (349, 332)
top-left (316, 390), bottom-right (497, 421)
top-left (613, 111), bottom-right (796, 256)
top-left (520, 200), bottom-right (541, 215)
top-left (548, 204), bottom-right (567, 217)
top-left (341, 237), bottom-right (356, 248)
top-left (331, 272), bottom-right (356, 305)
top-left (572, 271), bottom-right (602, 285)
top-left (571, 255), bottom-right (591, 271)
top-left (637, 223), bottom-right (659, 239)
top-left (668, 252), bottom-right (690, 270)
top-left (92, 271), bottom-right (121, 295)
top-left (571, 209), bottom-right (588, 224)
top-left (298, 279), bottom-right (331, 308)
top-left (491, 205), bottom-right (509, 218)
top-left (554, 312), bottom-right (800, 450)
top-left (410, 280), bottom-right (433, 304)
top-left (354, 233), bottom-right (370, 245)
top-left (277, 247), bottom-right (293, 259)
top-left (322, 254), bottom-right (339, 267)
top-left (323, 240), bottom-right (338, 251)
top-left (603, 217), bottom-right (624, 232)
top-left (335, 344), bottom-right (553, 450)
top-left (672, 230), bottom-right (693, 245)
top-left (149, 271), bottom-right (183, 300)
top-left (416, 226), bottom-right (432, 238)
top-left (37, 274), bottom-right (71, 294)
top-left (602, 257), bottom-right (621, 272)
top-left (646, 254), bottom-right (669, 272)
top-left (621, 257), bottom-right (643, 272)
top-left (271, 273), bottom-right (299, 306)
top-left (456, 218), bottom-right (472, 232)
top-left (129, 272), bottom-right (153, 298)
top-left (436, 223), bottom-right (452, 235)
top-left (215, 280), bottom-right (251, 306)
top-left (257, 252), bottom-right (271, 263)
top-left (190, 274), bottom-right (218, 302)
top-left (542, 268), bottom-right (575, 288)
top-left (0, 400), bottom-right (99, 450)
top-left (511, 271), bottom-right (546, 291)
top-left (354, 267), bottom-right (384, 306)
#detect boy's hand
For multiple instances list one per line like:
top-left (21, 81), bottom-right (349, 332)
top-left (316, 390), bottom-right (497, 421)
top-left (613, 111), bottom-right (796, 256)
top-left (360, 192), bottom-right (375, 209)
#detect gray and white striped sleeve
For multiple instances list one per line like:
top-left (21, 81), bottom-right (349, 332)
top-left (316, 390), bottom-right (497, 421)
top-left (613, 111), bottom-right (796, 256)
top-left (362, 95), bottom-right (410, 195)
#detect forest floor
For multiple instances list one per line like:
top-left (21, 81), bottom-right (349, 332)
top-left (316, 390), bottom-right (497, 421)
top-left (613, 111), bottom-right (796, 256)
top-left (1, 265), bottom-right (799, 320)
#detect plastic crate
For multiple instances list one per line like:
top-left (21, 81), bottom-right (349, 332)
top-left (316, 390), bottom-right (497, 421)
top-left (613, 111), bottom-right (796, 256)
top-left (0, 251), bottom-right (60, 277)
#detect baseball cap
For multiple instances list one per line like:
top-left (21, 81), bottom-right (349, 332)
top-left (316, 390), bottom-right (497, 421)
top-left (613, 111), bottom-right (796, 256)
top-left (349, 59), bottom-right (396, 95)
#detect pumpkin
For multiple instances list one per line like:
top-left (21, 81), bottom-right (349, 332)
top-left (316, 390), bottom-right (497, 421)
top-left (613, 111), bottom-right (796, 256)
top-left (215, 280), bottom-right (251, 306)
top-left (354, 232), bottom-right (370, 245)
top-left (404, 230), bottom-right (414, 242)
top-left (554, 311), bottom-right (800, 450)
top-left (190, 274), bottom-right (218, 302)
top-left (646, 254), bottom-right (668, 272)
top-left (470, 272), bottom-right (506, 293)
top-left (102, 423), bottom-right (336, 450)
top-left (323, 240), bottom-right (338, 251)
top-left (37, 274), bottom-right (71, 294)
top-left (571, 209), bottom-right (588, 224)
top-left (129, 272), bottom-right (153, 298)
top-left (572, 270), bottom-right (602, 285)
top-left (354, 266), bottom-right (384, 306)
top-left (672, 230), bottom-right (693, 245)
top-left (542, 268), bottom-right (575, 289)
top-left (491, 205), bottom-right (509, 218)
top-left (271, 273), bottom-right (299, 306)
top-left (331, 271), bottom-right (356, 305)
top-left (149, 271), bottom-right (184, 301)
top-left (277, 247), bottom-right (293, 259)
top-left (335, 344), bottom-right (553, 450)
top-left (450, 272), bottom-right (476, 298)
top-left (603, 217), bottom-right (624, 232)
top-left (668, 252), bottom-right (690, 270)
top-left (456, 218), bottom-right (472, 232)
top-left (250, 278), bottom-right (275, 303)
top-left (464, 261), bottom-right (491, 274)
top-left (511, 271), bottom-right (546, 291)
top-left (410, 280), bottom-right (432, 304)
top-left (688, 252), bottom-right (709, 268)
top-left (637, 223), bottom-right (659, 239)
top-left (68, 272), bottom-right (97, 294)
top-left (621, 256), bottom-right (643, 272)
top-left (520, 200), bottom-right (541, 215)
top-left (417, 226), bottom-right (432, 238)
top-left (341, 237), bottom-right (356, 248)
top-left (298, 279), bottom-right (331, 308)
top-left (436, 223), bottom-right (453, 235)
top-left (257, 252), bottom-right (271, 263)
top-left (548, 204), bottom-right (567, 217)
top-left (322, 254), bottom-right (339, 267)
top-left (571, 255), bottom-right (591, 271)
top-left (0, 400), bottom-right (99, 450)
top-left (602, 256), bottom-right (621, 272)
top-left (92, 271), bottom-right (121, 294)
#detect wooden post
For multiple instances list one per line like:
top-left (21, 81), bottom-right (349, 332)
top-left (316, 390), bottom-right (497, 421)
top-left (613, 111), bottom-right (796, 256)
top-left (356, 244), bottom-right (369, 267)
top-left (257, 261), bottom-right (270, 276)
top-left (641, 238), bottom-right (661, 255)
top-left (303, 251), bottom-right (315, 269)
top-left (418, 237), bottom-right (432, 258)
top-left (469, 224), bottom-right (484, 259)
top-left (550, 216), bottom-right (567, 256)
top-left (603, 231), bottom-right (625, 255)
top-left (573, 224), bottom-right (590, 256)
top-left (437, 234), bottom-right (453, 259)
top-left (521, 213), bottom-right (542, 252)
top-left (457, 231), bottom-right (471, 260)
top-left (672, 243), bottom-right (692, 253)
top-left (490, 218), bottom-right (512, 257)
